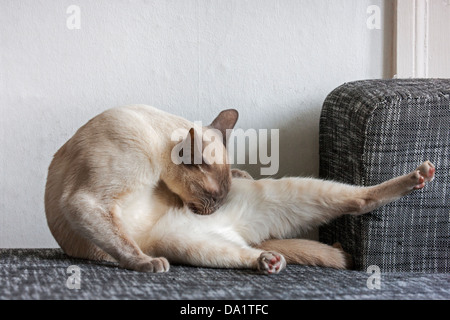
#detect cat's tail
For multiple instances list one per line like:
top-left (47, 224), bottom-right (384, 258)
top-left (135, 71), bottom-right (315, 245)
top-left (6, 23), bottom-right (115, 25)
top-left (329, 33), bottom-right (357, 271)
top-left (256, 239), bottom-right (353, 269)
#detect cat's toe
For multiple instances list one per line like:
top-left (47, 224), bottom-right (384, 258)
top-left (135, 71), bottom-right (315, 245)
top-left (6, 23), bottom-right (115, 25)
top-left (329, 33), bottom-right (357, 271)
top-left (125, 257), bottom-right (170, 273)
top-left (149, 257), bottom-right (170, 273)
top-left (416, 160), bottom-right (435, 182)
top-left (412, 161), bottom-right (435, 190)
top-left (257, 251), bottom-right (286, 275)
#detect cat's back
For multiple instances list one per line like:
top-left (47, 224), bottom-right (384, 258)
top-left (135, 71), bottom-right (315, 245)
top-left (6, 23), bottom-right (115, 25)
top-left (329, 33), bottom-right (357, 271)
top-left (50, 104), bottom-right (190, 167)
top-left (45, 105), bottom-right (191, 201)
top-left (101, 104), bottom-right (189, 130)
top-left (75, 104), bottom-right (189, 147)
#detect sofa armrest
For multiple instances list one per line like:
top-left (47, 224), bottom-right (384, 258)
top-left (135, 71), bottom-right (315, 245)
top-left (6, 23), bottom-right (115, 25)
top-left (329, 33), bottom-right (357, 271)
top-left (319, 79), bottom-right (450, 273)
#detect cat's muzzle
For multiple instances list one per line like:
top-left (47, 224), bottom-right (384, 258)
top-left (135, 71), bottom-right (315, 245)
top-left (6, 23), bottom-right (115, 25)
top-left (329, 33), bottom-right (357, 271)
top-left (188, 203), bottom-right (216, 215)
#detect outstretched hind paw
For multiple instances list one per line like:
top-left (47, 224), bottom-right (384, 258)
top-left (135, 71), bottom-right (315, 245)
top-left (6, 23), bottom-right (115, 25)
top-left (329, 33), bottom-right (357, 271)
top-left (412, 160), bottom-right (435, 190)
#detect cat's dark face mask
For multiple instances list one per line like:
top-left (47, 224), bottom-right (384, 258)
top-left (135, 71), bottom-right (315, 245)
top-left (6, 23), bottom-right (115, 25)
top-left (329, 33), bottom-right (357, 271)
top-left (170, 109), bottom-right (239, 215)
top-left (185, 164), bottom-right (232, 215)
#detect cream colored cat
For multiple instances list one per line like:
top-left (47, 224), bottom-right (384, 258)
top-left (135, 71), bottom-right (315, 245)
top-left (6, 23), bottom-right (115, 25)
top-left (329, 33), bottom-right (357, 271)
top-left (45, 105), bottom-right (238, 272)
top-left (45, 105), bottom-right (436, 274)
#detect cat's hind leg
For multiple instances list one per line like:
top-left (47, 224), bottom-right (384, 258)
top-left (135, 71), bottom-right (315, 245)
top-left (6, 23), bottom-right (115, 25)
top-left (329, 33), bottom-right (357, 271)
top-left (292, 160), bottom-right (436, 221)
top-left (228, 161), bottom-right (436, 250)
top-left (64, 192), bottom-right (169, 273)
top-left (279, 160), bottom-right (436, 222)
top-left (348, 160), bottom-right (435, 215)
top-left (253, 162), bottom-right (434, 271)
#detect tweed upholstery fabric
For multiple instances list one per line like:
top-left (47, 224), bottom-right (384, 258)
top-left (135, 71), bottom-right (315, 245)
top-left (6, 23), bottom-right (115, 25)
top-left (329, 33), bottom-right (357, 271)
top-left (1, 249), bottom-right (449, 300)
top-left (319, 79), bottom-right (450, 273)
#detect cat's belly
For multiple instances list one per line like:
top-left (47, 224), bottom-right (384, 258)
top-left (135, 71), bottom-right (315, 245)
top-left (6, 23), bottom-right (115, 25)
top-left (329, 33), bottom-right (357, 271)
top-left (142, 202), bottom-right (251, 253)
top-left (117, 184), bottom-right (254, 255)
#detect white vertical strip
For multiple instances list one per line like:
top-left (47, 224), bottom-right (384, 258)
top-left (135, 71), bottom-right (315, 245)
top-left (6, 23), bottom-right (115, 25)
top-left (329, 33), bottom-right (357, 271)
top-left (427, 0), bottom-right (450, 77)
top-left (396, 0), bottom-right (414, 77)
top-left (395, 0), bottom-right (429, 78)
top-left (414, 0), bottom-right (429, 77)
top-left (424, 0), bottom-right (429, 77)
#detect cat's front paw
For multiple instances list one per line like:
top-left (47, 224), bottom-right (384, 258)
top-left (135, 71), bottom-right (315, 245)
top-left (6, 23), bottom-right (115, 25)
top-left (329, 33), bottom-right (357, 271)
top-left (257, 251), bottom-right (286, 275)
top-left (123, 256), bottom-right (170, 273)
top-left (412, 160), bottom-right (435, 190)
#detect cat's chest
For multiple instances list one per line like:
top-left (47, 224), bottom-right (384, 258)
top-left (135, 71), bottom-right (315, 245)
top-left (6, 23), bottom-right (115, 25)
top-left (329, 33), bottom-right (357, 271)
top-left (116, 185), bottom-right (169, 239)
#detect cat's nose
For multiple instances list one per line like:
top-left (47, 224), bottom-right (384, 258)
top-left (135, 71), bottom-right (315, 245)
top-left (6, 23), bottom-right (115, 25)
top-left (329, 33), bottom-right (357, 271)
top-left (188, 203), bottom-right (199, 214)
top-left (188, 203), bottom-right (205, 215)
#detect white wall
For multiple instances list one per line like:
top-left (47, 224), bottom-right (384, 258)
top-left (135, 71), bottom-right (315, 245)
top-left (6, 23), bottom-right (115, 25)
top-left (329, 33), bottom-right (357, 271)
top-left (0, 0), bottom-right (394, 248)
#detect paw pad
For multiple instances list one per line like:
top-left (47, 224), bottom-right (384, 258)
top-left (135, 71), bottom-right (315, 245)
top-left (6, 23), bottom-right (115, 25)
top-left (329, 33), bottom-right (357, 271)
top-left (257, 251), bottom-right (286, 275)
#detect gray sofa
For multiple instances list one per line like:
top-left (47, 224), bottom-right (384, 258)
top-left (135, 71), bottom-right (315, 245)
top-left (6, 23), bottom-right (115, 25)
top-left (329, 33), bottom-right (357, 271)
top-left (1, 79), bottom-right (449, 300)
top-left (0, 248), bottom-right (448, 300)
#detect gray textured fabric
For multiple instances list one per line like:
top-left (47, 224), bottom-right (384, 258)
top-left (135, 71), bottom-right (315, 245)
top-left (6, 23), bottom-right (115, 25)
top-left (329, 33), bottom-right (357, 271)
top-left (0, 249), bottom-right (449, 300)
top-left (319, 79), bottom-right (450, 273)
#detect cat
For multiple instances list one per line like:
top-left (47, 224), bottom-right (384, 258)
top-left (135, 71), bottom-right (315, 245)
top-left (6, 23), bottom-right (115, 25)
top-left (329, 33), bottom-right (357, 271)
top-left (45, 105), bottom-right (436, 274)
top-left (45, 105), bottom-right (239, 272)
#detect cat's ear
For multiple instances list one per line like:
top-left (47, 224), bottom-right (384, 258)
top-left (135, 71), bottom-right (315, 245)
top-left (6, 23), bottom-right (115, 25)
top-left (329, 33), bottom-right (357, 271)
top-left (179, 127), bottom-right (203, 165)
top-left (208, 109), bottom-right (239, 146)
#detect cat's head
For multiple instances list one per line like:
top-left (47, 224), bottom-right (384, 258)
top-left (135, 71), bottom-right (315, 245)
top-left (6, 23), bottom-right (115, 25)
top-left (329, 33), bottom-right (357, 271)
top-left (167, 109), bottom-right (239, 215)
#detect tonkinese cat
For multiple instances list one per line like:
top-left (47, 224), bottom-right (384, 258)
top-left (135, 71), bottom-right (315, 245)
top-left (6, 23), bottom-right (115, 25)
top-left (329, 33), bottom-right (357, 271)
top-left (45, 105), bottom-right (436, 274)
